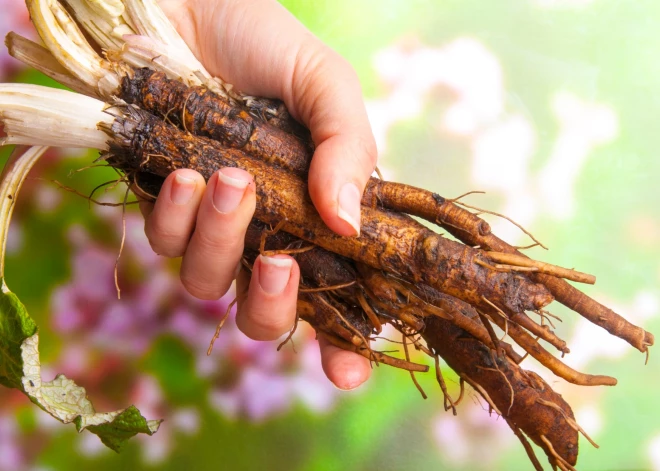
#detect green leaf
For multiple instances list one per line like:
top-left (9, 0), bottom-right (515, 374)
top-left (0, 278), bottom-right (162, 452)
top-left (0, 279), bottom-right (37, 389)
top-left (77, 406), bottom-right (162, 453)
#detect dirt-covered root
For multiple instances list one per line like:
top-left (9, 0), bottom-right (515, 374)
top-left (119, 68), bottom-right (314, 173)
top-left (118, 68), bottom-right (652, 354)
top-left (245, 220), bottom-right (360, 297)
top-left (421, 315), bottom-right (579, 469)
top-left (104, 106), bottom-right (554, 316)
top-left (356, 265), bottom-right (525, 363)
top-left (357, 264), bottom-right (614, 386)
top-left (244, 209), bottom-right (586, 469)
top-left (360, 177), bottom-right (653, 353)
top-left (113, 117), bottom-right (594, 469)
top-left (483, 252), bottom-right (595, 285)
top-left (242, 96), bottom-right (312, 143)
top-left (484, 308), bottom-right (617, 387)
top-left (367, 179), bottom-right (653, 353)
top-left (118, 71), bottom-right (644, 355)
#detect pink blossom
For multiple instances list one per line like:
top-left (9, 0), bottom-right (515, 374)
top-left (0, 415), bottom-right (24, 471)
top-left (48, 212), bottom-right (338, 433)
top-left (0, 0), bottom-right (34, 80)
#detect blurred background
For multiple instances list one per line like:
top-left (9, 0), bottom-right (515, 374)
top-left (1, 0), bottom-right (659, 470)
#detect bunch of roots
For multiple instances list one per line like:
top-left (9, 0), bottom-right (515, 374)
top-left (0, 1), bottom-right (653, 469)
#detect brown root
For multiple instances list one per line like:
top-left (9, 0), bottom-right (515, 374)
top-left (277, 313), bottom-right (299, 353)
top-left (318, 332), bottom-right (429, 373)
top-left (506, 419), bottom-right (545, 471)
top-left (207, 298), bottom-right (237, 356)
top-left (422, 315), bottom-right (579, 468)
top-left (487, 311), bottom-right (616, 386)
top-left (486, 251), bottom-right (596, 285)
top-left (362, 178), bottom-right (653, 353)
top-left (118, 65), bottom-right (651, 355)
top-left (537, 398), bottom-right (599, 449)
top-left (433, 354), bottom-right (457, 415)
top-left (403, 334), bottom-right (427, 399)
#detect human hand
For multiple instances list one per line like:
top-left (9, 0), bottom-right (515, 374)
top-left (140, 0), bottom-right (378, 390)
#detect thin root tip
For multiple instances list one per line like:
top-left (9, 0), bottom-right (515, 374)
top-left (645, 331), bottom-right (655, 347)
top-left (602, 376), bottom-right (618, 386)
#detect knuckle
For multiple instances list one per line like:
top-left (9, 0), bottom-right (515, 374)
top-left (192, 229), bottom-right (243, 257)
top-left (335, 55), bottom-right (359, 82)
top-left (144, 225), bottom-right (186, 258)
top-left (293, 46), bottom-right (345, 110)
top-left (154, 244), bottom-right (186, 258)
top-left (239, 308), bottom-right (293, 341)
top-left (180, 273), bottom-right (226, 301)
top-left (353, 134), bottom-right (378, 171)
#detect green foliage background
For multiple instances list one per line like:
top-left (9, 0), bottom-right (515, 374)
top-left (1, 1), bottom-right (659, 470)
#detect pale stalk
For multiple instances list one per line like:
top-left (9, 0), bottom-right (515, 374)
top-left (63, 0), bottom-right (134, 50)
top-left (25, 0), bottom-right (237, 102)
top-left (0, 146), bottom-right (49, 277)
top-left (117, 34), bottom-right (222, 90)
top-left (121, 0), bottom-right (196, 56)
top-left (57, 0), bottom-right (237, 100)
top-left (4, 33), bottom-right (97, 97)
top-left (26, 0), bottom-right (121, 95)
top-left (0, 84), bottom-right (111, 150)
top-left (120, 0), bottom-right (238, 98)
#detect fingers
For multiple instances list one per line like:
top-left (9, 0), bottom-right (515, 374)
top-left (138, 199), bottom-right (154, 219)
top-left (141, 169), bottom-right (371, 389)
top-left (235, 263), bottom-right (370, 392)
top-left (235, 262), bottom-right (370, 391)
top-left (143, 169), bottom-right (206, 257)
top-left (179, 167), bottom-right (256, 300)
top-left (290, 48), bottom-right (377, 237)
top-left (318, 335), bottom-right (372, 390)
top-left (166, 0), bottom-right (377, 236)
top-left (235, 255), bottom-right (300, 341)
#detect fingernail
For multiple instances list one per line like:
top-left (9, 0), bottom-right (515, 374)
top-left (213, 169), bottom-right (250, 213)
top-left (170, 174), bottom-right (196, 205)
top-left (337, 182), bottom-right (361, 236)
top-left (258, 255), bottom-right (292, 295)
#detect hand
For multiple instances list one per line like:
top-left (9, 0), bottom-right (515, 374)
top-left (140, 0), bottom-right (378, 390)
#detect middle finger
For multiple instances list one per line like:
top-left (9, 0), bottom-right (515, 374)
top-left (180, 167), bottom-right (256, 300)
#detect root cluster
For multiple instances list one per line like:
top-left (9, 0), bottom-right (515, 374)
top-left (1, 1), bottom-right (654, 468)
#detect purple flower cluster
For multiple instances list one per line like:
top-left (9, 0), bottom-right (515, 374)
top-left (45, 205), bottom-right (338, 459)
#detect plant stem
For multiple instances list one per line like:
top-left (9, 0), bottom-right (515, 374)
top-left (0, 146), bottom-right (49, 277)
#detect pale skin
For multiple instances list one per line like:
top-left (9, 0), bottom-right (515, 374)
top-left (141, 0), bottom-right (378, 389)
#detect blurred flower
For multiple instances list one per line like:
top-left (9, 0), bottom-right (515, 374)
top-left (44, 201), bottom-right (339, 459)
top-left (433, 399), bottom-right (515, 468)
top-left (0, 414), bottom-right (24, 471)
top-left (209, 330), bottom-right (336, 421)
top-left (34, 185), bottom-right (62, 213)
top-left (6, 222), bottom-right (23, 255)
top-left (470, 114), bottom-right (538, 243)
top-left (367, 38), bottom-right (503, 154)
top-left (648, 434), bottom-right (660, 471)
top-left (369, 39), bottom-right (621, 249)
top-left (130, 376), bottom-right (190, 465)
top-left (0, 0), bottom-right (34, 80)
top-left (538, 92), bottom-right (618, 219)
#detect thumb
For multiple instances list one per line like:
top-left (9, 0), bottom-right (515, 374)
top-left (160, 0), bottom-right (377, 236)
top-left (285, 44), bottom-right (377, 236)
